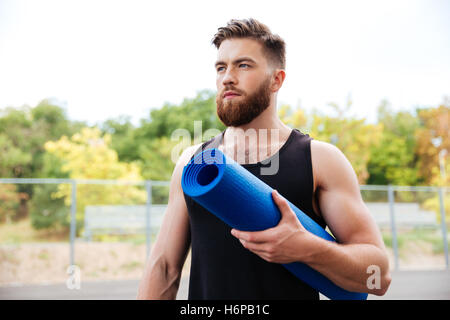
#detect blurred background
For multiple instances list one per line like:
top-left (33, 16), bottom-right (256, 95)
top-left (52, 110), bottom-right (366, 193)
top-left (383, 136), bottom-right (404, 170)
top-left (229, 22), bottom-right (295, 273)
top-left (0, 0), bottom-right (449, 299)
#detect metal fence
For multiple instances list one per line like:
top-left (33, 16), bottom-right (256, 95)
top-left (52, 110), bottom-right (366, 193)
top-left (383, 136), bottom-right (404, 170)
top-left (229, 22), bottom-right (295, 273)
top-left (359, 185), bottom-right (449, 270)
top-left (0, 179), bottom-right (448, 282)
top-left (0, 178), bottom-right (169, 263)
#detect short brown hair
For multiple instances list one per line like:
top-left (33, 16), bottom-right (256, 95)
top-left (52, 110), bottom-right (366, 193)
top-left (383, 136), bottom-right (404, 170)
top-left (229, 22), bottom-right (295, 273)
top-left (211, 18), bottom-right (286, 69)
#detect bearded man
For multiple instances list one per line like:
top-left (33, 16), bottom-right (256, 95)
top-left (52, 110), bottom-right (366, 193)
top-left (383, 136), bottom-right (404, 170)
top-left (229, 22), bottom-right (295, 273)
top-left (137, 18), bottom-right (391, 300)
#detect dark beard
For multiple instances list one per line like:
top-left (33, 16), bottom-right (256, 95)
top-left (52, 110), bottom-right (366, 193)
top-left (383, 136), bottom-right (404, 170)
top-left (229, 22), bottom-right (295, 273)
top-left (216, 77), bottom-right (272, 127)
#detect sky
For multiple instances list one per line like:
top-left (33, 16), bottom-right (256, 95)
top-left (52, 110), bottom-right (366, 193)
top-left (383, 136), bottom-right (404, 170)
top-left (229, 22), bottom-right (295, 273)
top-left (0, 0), bottom-right (449, 126)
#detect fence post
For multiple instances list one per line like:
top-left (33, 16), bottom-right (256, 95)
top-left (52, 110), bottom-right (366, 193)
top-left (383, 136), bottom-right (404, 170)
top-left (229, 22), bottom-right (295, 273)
top-left (145, 180), bottom-right (152, 258)
top-left (388, 185), bottom-right (399, 270)
top-left (438, 187), bottom-right (449, 269)
top-left (70, 180), bottom-right (77, 267)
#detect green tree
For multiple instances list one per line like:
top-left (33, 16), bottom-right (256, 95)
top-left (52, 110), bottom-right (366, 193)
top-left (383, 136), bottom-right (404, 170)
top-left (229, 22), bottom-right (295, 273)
top-left (44, 127), bottom-right (146, 235)
top-left (0, 184), bottom-right (22, 223)
top-left (367, 101), bottom-right (422, 186)
top-left (29, 153), bottom-right (70, 231)
top-left (415, 101), bottom-right (449, 186)
top-left (0, 99), bottom-right (84, 179)
top-left (0, 106), bottom-right (34, 178)
top-left (0, 100), bottom-right (85, 220)
top-left (136, 89), bottom-right (224, 140)
top-left (415, 100), bottom-right (450, 223)
top-left (100, 115), bottom-right (138, 162)
top-left (0, 133), bottom-right (32, 178)
top-left (279, 99), bottom-right (382, 184)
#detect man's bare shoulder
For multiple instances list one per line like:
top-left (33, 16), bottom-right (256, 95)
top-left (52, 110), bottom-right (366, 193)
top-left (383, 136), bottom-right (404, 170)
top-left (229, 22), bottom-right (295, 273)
top-left (310, 139), bottom-right (354, 190)
top-left (311, 140), bottom-right (343, 158)
top-left (177, 143), bottom-right (203, 168)
top-left (168, 143), bottom-right (203, 197)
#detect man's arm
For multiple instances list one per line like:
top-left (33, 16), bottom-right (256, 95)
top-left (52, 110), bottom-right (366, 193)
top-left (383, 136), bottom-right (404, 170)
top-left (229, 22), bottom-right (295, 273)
top-left (137, 144), bottom-right (199, 299)
top-left (305, 140), bottom-right (391, 295)
top-left (231, 140), bottom-right (391, 296)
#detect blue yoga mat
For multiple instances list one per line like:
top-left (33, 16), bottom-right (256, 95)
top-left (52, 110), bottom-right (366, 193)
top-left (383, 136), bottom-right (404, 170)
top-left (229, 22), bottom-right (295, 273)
top-left (181, 147), bottom-right (368, 300)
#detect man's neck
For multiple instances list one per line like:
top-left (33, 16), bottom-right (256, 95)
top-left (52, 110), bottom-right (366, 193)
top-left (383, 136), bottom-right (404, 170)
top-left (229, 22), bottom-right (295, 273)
top-left (220, 106), bottom-right (292, 164)
top-left (225, 103), bottom-right (291, 138)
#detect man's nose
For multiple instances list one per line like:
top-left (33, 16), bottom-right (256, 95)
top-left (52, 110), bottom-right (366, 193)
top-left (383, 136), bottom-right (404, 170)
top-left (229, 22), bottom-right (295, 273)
top-left (222, 68), bottom-right (238, 86)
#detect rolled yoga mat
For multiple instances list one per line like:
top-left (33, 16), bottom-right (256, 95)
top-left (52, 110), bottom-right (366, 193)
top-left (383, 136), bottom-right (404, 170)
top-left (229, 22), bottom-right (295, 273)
top-left (181, 147), bottom-right (368, 300)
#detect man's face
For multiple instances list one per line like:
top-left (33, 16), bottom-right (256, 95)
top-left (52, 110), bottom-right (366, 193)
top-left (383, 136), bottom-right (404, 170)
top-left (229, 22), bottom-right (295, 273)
top-left (215, 38), bottom-right (273, 127)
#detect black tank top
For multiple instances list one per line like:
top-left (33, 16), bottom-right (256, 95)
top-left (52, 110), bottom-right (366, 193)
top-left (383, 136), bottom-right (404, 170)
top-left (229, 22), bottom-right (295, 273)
top-left (183, 128), bottom-right (326, 300)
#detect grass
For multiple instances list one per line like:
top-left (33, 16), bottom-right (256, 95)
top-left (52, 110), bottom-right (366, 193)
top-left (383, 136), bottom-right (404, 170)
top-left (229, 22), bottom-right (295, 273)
top-left (120, 261), bottom-right (142, 271)
top-left (0, 218), bottom-right (68, 244)
top-left (92, 233), bottom-right (155, 245)
top-left (382, 228), bottom-right (450, 254)
top-left (8, 218), bottom-right (447, 255)
top-left (0, 218), bottom-right (156, 245)
top-left (38, 250), bottom-right (49, 260)
top-left (0, 250), bottom-right (19, 264)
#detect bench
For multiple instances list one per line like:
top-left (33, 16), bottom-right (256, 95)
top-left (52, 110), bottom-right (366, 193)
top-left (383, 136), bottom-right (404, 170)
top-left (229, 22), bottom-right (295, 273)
top-left (83, 204), bottom-right (167, 240)
top-left (366, 202), bottom-right (438, 228)
top-left (83, 202), bottom-right (438, 240)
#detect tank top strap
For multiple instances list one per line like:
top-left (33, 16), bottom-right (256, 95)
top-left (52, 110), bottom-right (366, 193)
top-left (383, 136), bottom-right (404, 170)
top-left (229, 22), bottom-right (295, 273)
top-left (190, 130), bottom-right (225, 161)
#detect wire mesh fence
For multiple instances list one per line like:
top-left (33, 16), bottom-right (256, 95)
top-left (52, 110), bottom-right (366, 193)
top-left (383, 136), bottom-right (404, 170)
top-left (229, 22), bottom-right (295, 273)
top-left (0, 178), bottom-right (448, 287)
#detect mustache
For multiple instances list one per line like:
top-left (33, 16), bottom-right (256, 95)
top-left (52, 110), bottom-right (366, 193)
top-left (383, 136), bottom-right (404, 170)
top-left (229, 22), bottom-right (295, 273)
top-left (219, 87), bottom-right (245, 97)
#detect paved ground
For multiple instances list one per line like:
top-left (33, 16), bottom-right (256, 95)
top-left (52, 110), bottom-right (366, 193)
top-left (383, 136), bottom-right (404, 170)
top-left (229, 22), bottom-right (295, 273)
top-left (0, 271), bottom-right (449, 300)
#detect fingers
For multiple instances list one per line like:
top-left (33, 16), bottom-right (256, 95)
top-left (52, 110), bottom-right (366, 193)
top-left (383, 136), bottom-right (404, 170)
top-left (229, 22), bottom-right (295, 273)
top-left (238, 238), bottom-right (278, 263)
top-left (231, 228), bottom-right (274, 244)
top-left (238, 238), bottom-right (273, 255)
top-left (272, 189), bottom-right (296, 220)
top-left (232, 229), bottom-right (276, 259)
top-left (272, 189), bottom-right (289, 210)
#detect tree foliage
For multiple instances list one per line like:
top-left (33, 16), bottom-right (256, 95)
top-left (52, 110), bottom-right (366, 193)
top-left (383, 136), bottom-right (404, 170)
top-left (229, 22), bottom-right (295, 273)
top-left (367, 100), bottom-right (422, 186)
top-left (279, 99), bottom-right (382, 184)
top-left (0, 100), bottom-right (84, 222)
top-left (44, 127), bottom-right (146, 235)
top-left (1, 91), bottom-right (449, 231)
top-left (415, 101), bottom-right (450, 186)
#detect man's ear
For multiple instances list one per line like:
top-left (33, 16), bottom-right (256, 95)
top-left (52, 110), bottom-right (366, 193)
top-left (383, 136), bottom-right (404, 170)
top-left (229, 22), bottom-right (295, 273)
top-left (271, 69), bottom-right (286, 92)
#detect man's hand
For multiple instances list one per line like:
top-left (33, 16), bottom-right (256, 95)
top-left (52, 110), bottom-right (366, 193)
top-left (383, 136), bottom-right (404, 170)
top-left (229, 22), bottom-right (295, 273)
top-left (231, 189), bottom-right (316, 264)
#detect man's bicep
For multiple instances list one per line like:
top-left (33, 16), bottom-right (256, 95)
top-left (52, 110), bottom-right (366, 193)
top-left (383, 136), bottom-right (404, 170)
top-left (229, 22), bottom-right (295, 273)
top-left (153, 194), bottom-right (190, 271)
top-left (313, 142), bottom-right (383, 247)
top-left (319, 188), bottom-right (381, 246)
top-left (150, 145), bottom-right (199, 271)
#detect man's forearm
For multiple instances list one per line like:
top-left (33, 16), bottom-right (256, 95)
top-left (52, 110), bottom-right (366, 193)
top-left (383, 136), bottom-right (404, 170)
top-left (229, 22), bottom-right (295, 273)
top-left (303, 235), bottom-right (391, 295)
top-left (137, 259), bottom-right (181, 300)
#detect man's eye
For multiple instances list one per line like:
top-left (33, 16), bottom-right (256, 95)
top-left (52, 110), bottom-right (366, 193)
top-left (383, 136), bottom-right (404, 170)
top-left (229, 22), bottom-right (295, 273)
top-left (239, 64), bottom-right (250, 68)
top-left (217, 66), bottom-right (225, 72)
